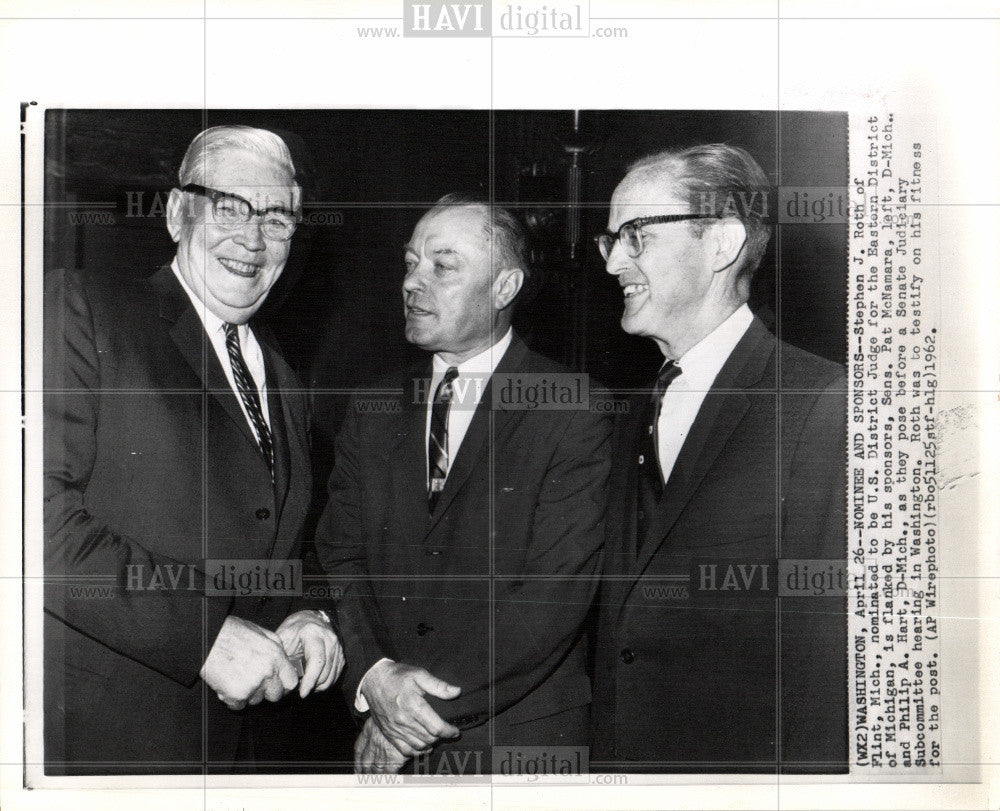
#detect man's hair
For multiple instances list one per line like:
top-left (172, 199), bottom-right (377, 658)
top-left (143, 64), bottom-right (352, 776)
top-left (428, 193), bottom-right (531, 286)
top-left (178, 125), bottom-right (298, 193)
top-left (627, 143), bottom-right (772, 281)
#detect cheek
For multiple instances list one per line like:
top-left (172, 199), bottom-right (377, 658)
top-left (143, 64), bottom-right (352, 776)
top-left (266, 246), bottom-right (290, 270)
top-left (460, 288), bottom-right (491, 324)
top-left (202, 224), bottom-right (233, 250)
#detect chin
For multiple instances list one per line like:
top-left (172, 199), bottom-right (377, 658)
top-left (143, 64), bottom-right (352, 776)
top-left (404, 326), bottom-right (430, 348)
top-left (620, 315), bottom-right (641, 336)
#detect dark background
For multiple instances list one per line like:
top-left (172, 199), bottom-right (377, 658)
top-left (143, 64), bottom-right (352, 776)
top-left (44, 108), bottom-right (848, 770)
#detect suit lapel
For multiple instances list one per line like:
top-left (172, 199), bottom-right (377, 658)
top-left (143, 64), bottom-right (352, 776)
top-left (260, 338), bottom-right (291, 515)
top-left (619, 393), bottom-right (650, 562)
top-left (601, 393), bottom-right (648, 615)
top-left (266, 365), bottom-right (311, 563)
top-left (151, 266), bottom-right (260, 453)
top-left (390, 362), bottom-right (436, 531)
top-left (631, 319), bottom-right (775, 579)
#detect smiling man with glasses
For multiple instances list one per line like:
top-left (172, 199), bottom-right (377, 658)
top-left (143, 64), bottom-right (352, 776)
top-left (44, 125), bottom-right (341, 774)
top-left (590, 143), bottom-right (848, 774)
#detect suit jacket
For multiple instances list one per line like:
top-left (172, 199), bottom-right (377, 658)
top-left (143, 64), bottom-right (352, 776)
top-left (591, 317), bottom-right (848, 773)
top-left (315, 336), bottom-right (612, 769)
top-left (43, 266), bottom-right (315, 774)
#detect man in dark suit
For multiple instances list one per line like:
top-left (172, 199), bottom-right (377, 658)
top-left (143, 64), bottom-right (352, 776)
top-left (44, 125), bottom-right (343, 774)
top-left (590, 144), bottom-right (848, 772)
top-left (316, 195), bottom-right (612, 774)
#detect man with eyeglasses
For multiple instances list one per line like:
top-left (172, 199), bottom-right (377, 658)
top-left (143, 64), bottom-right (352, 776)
top-left (590, 144), bottom-right (848, 772)
top-left (44, 125), bottom-right (342, 774)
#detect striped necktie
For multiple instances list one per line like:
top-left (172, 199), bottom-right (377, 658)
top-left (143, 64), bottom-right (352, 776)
top-left (428, 366), bottom-right (459, 512)
top-left (224, 323), bottom-right (274, 476)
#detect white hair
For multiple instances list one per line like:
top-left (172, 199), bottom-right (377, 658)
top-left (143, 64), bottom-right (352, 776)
top-left (178, 125), bottom-right (297, 188)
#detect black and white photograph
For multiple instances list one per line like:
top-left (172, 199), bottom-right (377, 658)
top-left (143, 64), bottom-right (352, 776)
top-left (37, 108), bottom-right (848, 778)
top-left (2, 1), bottom-right (994, 809)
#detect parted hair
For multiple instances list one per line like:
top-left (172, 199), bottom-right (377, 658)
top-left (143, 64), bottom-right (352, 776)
top-left (178, 125), bottom-right (299, 192)
top-left (628, 143), bottom-right (773, 279)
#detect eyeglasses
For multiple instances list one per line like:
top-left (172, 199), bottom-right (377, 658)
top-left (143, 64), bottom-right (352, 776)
top-left (594, 214), bottom-right (719, 261)
top-left (181, 184), bottom-right (300, 241)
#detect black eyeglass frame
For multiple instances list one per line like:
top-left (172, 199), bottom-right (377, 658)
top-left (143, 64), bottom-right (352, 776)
top-left (180, 183), bottom-right (301, 241)
top-left (594, 213), bottom-right (720, 260)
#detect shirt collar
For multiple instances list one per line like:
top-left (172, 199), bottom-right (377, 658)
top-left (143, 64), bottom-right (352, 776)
top-left (673, 303), bottom-right (754, 389)
top-left (432, 327), bottom-right (513, 378)
top-left (171, 258), bottom-right (241, 340)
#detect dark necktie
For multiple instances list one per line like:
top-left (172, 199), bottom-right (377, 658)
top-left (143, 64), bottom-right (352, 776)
top-left (224, 323), bottom-right (274, 476)
top-left (428, 366), bottom-right (459, 512)
top-left (645, 360), bottom-right (682, 488)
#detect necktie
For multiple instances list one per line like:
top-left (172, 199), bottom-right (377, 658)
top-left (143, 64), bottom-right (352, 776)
top-left (428, 366), bottom-right (459, 512)
top-left (224, 323), bottom-right (274, 476)
top-left (646, 360), bottom-right (682, 488)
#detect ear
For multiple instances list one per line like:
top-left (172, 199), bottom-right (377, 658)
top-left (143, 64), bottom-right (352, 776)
top-left (166, 188), bottom-right (188, 244)
top-left (711, 218), bottom-right (748, 273)
top-left (493, 267), bottom-right (524, 311)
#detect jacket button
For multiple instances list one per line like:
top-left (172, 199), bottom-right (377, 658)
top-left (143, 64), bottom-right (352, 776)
top-left (416, 622), bottom-right (432, 636)
top-left (620, 648), bottom-right (635, 664)
top-left (255, 507), bottom-right (271, 520)
top-left (425, 549), bottom-right (442, 556)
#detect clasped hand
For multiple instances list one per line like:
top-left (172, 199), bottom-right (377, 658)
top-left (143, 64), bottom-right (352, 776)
top-left (360, 660), bottom-right (461, 758)
top-left (201, 611), bottom-right (344, 710)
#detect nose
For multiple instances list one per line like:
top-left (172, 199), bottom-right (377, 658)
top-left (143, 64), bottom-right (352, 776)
top-left (402, 261), bottom-right (425, 294)
top-left (232, 217), bottom-right (267, 251)
top-left (603, 237), bottom-right (630, 276)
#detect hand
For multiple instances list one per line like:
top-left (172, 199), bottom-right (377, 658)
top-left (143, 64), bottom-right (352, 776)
top-left (200, 615), bottom-right (300, 710)
top-left (275, 610), bottom-right (345, 698)
top-left (354, 716), bottom-right (410, 774)
top-left (360, 660), bottom-right (461, 756)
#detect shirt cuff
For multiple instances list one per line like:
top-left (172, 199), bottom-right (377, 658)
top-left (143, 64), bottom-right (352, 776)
top-left (354, 657), bottom-right (394, 712)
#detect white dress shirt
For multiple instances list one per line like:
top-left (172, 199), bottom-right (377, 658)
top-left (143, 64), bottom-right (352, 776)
top-left (171, 260), bottom-right (271, 440)
top-left (355, 327), bottom-right (513, 712)
top-left (424, 327), bottom-right (513, 484)
top-left (655, 304), bottom-right (753, 483)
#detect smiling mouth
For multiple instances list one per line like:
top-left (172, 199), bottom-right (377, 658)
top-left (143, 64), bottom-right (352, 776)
top-left (219, 258), bottom-right (261, 278)
top-left (406, 304), bottom-right (434, 317)
top-left (621, 283), bottom-right (649, 299)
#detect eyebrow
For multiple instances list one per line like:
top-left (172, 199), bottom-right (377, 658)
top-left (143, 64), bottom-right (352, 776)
top-left (222, 191), bottom-right (295, 216)
top-left (402, 244), bottom-right (460, 257)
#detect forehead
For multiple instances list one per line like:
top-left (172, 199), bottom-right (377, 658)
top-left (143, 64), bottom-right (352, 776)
top-left (608, 168), bottom-right (690, 228)
top-left (408, 206), bottom-right (490, 256)
top-left (202, 147), bottom-right (297, 207)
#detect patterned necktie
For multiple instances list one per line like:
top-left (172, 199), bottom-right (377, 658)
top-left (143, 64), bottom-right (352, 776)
top-left (428, 366), bottom-right (459, 512)
top-left (646, 360), bottom-right (682, 487)
top-left (224, 323), bottom-right (274, 476)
